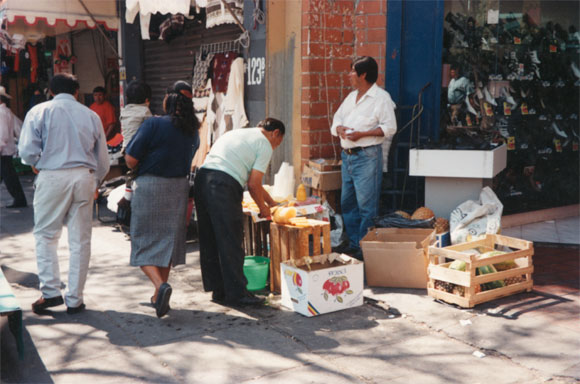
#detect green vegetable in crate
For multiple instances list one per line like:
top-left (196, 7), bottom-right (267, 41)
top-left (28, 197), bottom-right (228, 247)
top-left (448, 260), bottom-right (467, 296)
top-left (480, 250), bottom-right (518, 271)
top-left (476, 264), bottom-right (505, 291)
top-left (449, 260), bottom-right (466, 271)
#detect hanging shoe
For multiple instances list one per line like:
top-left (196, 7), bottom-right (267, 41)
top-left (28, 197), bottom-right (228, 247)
top-left (551, 122), bottom-right (568, 138)
top-left (465, 96), bottom-right (479, 116)
top-left (501, 87), bottom-right (518, 108)
top-left (571, 62), bottom-right (580, 79)
top-left (484, 87), bottom-right (497, 106)
top-left (529, 50), bottom-right (541, 64)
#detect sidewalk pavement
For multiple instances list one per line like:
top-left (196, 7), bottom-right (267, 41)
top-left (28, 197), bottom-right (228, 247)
top-left (1, 175), bottom-right (579, 383)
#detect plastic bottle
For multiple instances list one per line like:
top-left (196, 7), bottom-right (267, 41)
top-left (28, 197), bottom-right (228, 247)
top-left (296, 183), bottom-right (306, 201)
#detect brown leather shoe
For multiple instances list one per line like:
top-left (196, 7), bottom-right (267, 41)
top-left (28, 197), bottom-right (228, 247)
top-left (32, 296), bottom-right (64, 314)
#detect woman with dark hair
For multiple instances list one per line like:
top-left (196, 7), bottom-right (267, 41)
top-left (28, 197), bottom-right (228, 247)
top-left (124, 80), bottom-right (199, 318)
top-left (194, 117), bottom-right (285, 307)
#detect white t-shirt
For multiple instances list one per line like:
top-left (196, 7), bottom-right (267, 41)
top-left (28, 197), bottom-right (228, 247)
top-left (202, 127), bottom-right (272, 187)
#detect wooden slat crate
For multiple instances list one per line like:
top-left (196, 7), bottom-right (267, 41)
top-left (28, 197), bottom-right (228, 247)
top-left (427, 234), bottom-right (534, 308)
top-left (243, 216), bottom-right (270, 257)
top-left (269, 219), bottom-right (331, 293)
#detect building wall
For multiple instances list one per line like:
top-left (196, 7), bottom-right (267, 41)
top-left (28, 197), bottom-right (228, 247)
top-left (300, 0), bottom-right (387, 166)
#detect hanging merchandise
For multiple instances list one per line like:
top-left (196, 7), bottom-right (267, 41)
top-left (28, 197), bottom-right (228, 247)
top-left (125, 0), bottom-right (191, 40)
top-left (159, 13), bottom-right (185, 42)
top-left (54, 38), bottom-right (76, 74)
top-left (222, 57), bottom-right (248, 130)
top-left (211, 51), bottom-right (238, 92)
top-left (192, 78), bottom-right (212, 121)
top-left (205, 0), bottom-right (244, 29)
top-left (192, 51), bottom-right (215, 90)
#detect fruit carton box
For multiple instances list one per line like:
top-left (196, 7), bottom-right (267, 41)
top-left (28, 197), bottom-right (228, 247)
top-left (280, 253), bottom-right (364, 317)
top-left (427, 234), bottom-right (534, 308)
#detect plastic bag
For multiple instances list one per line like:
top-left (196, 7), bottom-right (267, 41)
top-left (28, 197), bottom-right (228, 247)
top-left (323, 201), bottom-right (347, 247)
top-left (450, 187), bottom-right (503, 244)
top-left (373, 213), bottom-right (435, 229)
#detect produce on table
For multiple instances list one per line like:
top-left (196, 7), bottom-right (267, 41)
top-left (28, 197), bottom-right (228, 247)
top-left (411, 206), bottom-right (435, 220)
top-left (273, 206), bottom-right (297, 224)
top-left (394, 210), bottom-right (411, 219)
top-left (434, 217), bottom-right (450, 233)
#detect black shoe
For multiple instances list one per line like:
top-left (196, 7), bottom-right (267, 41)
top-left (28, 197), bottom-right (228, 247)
top-left (66, 303), bottom-right (86, 314)
top-left (225, 292), bottom-right (265, 307)
top-left (155, 283), bottom-right (172, 318)
top-left (6, 202), bottom-right (27, 209)
top-left (32, 296), bottom-right (64, 314)
top-left (211, 290), bottom-right (226, 303)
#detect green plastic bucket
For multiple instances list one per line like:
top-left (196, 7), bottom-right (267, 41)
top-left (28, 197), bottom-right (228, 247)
top-left (243, 256), bottom-right (270, 291)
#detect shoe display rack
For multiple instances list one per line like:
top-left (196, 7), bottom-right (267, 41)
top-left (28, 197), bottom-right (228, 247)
top-left (441, 3), bottom-right (579, 214)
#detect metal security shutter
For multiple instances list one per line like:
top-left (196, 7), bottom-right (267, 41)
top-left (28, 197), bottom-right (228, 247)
top-left (143, 22), bottom-right (240, 114)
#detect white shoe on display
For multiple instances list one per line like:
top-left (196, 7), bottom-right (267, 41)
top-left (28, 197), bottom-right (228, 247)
top-left (529, 50), bottom-right (541, 64)
top-left (501, 87), bottom-right (518, 108)
top-left (484, 87), bottom-right (497, 106)
top-left (465, 96), bottom-right (479, 116)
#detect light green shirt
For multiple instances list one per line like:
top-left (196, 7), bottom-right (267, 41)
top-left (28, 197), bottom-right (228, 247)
top-left (202, 128), bottom-right (273, 187)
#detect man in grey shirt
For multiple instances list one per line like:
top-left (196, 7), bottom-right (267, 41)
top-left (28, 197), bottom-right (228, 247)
top-left (19, 73), bottom-right (109, 315)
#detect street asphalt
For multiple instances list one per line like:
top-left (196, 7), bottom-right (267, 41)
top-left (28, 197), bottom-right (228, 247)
top-left (1, 175), bottom-right (579, 383)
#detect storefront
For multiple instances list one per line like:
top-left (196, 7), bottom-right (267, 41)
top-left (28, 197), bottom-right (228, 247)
top-left (440, 0), bottom-right (579, 215)
top-left (387, 0), bottom-right (579, 216)
top-left (0, 0), bottom-right (119, 119)
top-left (120, 0), bottom-right (282, 179)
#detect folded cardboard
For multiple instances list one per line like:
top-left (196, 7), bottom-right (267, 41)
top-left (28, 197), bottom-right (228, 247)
top-left (308, 159), bottom-right (342, 172)
top-left (360, 228), bottom-right (436, 288)
top-left (280, 253), bottom-right (364, 317)
top-left (301, 164), bottom-right (342, 191)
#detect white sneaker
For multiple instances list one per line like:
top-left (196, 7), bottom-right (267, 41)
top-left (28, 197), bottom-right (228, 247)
top-left (501, 87), bottom-right (518, 108)
top-left (484, 87), bottom-right (497, 106)
top-left (529, 50), bottom-right (541, 64)
top-left (571, 62), bottom-right (580, 79)
top-left (551, 122), bottom-right (568, 138)
top-left (465, 96), bottom-right (479, 116)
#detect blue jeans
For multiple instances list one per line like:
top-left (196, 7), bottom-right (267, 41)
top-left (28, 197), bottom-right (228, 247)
top-left (341, 144), bottom-right (383, 250)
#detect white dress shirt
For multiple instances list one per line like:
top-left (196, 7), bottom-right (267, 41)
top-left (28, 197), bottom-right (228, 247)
top-left (331, 83), bottom-right (397, 150)
top-left (18, 93), bottom-right (110, 183)
top-left (0, 103), bottom-right (22, 156)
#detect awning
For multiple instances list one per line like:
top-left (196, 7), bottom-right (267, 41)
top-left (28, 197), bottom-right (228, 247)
top-left (5, 0), bottom-right (118, 40)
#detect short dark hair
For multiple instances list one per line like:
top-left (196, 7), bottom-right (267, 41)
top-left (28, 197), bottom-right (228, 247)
top-left (93, 86), bottom-right (106, 94)
top-left (0, 96), bottom-right (9, 104)
top-left (352, 56), bottom-right (378, 84)
top-left (50, 73), bottom-right (80, 95)
top-left (258, 117), bottom-right (285, 135)
top-left (125, 80), bottom-right (151, 104)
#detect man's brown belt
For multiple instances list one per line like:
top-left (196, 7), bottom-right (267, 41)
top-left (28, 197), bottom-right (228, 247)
top-left (343, 147), bottom-right (364, 155)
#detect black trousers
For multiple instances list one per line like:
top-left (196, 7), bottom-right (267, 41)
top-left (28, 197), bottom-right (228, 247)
top-left (0, 156), bottom-right (27, 206)
top-left (194, 168), bottom-right (247, 300)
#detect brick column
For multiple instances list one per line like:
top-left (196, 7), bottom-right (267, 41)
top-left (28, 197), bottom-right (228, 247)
top-left (300, 0), bottom-right (387, 167)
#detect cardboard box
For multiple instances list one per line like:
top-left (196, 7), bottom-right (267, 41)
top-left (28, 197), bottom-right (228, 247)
top-left (360, 228), bottom-right (436, 289)
top-left (308, 159), bottom-right (342, 172)
top-left (301, 164), bottom-right (342, 191)
top-left (280, 253), bottom-right (364, 317)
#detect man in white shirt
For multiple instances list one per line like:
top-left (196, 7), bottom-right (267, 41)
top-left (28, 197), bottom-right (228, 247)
top-left (0, 86), bottom-right (27, 208)
top-left (330, 56), bottom-right (397, 258)
top-left (19, 73), bottom-right (109, 315)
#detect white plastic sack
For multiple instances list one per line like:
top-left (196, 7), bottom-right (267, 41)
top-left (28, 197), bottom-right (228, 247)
top-left (106, 184), bottom-right (126, 213)
top-left (450, 187), bottom-right (503, 244)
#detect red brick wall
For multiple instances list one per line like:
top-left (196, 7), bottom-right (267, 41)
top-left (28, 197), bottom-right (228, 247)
top-left (300, 0), bottom-right (387, 165)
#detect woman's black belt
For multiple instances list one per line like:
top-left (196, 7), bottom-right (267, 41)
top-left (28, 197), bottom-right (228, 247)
top-left (343, 147), bottom-right (364, 155)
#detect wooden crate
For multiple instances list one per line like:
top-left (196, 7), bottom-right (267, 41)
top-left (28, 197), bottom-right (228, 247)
top-left (243, 215), bottom-right (270, 257)
top-left (427, 234), bottom-right (534, 308)
top-left (269, 219), bottom-right (331, 293)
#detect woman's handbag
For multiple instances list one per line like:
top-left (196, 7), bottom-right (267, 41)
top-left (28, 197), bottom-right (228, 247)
top-left (116, 196), bottom-right (131, 227)
top-left (116, 184), bottom-right (132, 227)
